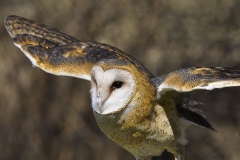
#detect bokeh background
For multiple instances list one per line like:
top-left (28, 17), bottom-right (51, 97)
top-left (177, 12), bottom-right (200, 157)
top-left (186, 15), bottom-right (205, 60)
top-left (1, 0), bottom-right (240, 160)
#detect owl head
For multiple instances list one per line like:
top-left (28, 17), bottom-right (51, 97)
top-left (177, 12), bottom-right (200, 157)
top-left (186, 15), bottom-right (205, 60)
top-left (90, 59), bottom-right (154, 115)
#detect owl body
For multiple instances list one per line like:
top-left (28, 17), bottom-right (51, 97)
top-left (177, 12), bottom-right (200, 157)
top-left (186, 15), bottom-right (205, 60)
top-left (93, 93), bottom-right (186, 159)
top-left (90, 61), bottom-right (185, 159)
top-left (5, 15), bottom-right (240, 160)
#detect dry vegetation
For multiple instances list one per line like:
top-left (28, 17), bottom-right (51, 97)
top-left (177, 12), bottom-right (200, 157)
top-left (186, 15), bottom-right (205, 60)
top-left (0, 0), bottom-right (240, 160)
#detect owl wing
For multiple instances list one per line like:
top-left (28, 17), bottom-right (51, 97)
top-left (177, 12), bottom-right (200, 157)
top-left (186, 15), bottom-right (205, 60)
top-left (156, 67), bottom-right (240, 94)
top-left (5, 15), bottom-right (154, 81)
top-left (154, 67), bottom-right (240, 130)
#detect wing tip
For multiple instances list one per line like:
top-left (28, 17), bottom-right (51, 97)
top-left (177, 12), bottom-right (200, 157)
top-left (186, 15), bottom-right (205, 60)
top-left (4, 15), bottom-right (15, 24)
top-left (4, 15), bottom-right (23, 38)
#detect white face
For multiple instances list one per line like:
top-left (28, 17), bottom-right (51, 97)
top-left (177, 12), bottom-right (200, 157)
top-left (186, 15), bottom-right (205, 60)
top-left (90, 66), bottom-right (135, 115)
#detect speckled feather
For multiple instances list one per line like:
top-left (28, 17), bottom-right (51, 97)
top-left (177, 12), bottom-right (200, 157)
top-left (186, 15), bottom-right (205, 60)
top-left (94, 62), bottom-right (184, 159)
top-left (5, 15), bottom-right (240, 160)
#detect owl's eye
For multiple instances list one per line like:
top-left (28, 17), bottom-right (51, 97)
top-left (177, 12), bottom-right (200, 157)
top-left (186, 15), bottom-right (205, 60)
top-left (112, 81), bottom-right (123, 89)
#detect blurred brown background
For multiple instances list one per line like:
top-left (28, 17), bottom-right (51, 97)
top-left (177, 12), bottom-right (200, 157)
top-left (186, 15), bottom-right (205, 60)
top-left (0, 0), bottom-right (240, 160)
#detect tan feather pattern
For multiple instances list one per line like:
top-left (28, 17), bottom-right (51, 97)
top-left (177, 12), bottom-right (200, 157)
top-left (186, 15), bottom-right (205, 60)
top-left (5, 15), bottom-right (154, 80)
top-left (5, 15), bottom-right (79, 45)
top-left (158, 67), bottom-right (240, 97)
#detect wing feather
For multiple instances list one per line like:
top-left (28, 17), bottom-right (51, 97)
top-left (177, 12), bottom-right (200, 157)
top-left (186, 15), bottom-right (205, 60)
top-left (5, 15), bottom-right (79, 45)
top-left (5, 15), bottom-right (154, 81)
top-left (155, 67), bottom-right (240, 130)
top-left (157, 67), bottom-right (240, 98)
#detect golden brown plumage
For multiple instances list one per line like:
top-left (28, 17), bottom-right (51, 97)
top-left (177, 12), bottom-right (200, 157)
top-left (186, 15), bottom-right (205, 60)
top-left (4, 15), bottom-right (154, 81)
top-left (5, 15), bottom-right (240, 160)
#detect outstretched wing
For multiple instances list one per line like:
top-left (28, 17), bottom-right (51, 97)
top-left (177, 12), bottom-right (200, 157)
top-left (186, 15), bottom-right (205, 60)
top-left (155, 67), bottom-right (240, 130)
top-left (5, 15), bottom-right (154, 81)
top-left (157, 67), bottom-right (240, 96)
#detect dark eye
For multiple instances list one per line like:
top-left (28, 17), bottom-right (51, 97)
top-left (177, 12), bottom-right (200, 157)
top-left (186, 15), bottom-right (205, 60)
top-left (112, 81), bottom-right (123, 89)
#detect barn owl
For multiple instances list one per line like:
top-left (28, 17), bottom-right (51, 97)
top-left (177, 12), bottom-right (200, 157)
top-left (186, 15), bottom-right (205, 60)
top-left (4, 15), bottom-right (240, 160)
